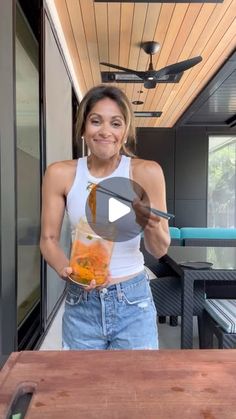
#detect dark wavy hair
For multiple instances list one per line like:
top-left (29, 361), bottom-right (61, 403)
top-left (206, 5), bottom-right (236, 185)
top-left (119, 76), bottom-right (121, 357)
top-left (76, 85), bottom-right (136, 157)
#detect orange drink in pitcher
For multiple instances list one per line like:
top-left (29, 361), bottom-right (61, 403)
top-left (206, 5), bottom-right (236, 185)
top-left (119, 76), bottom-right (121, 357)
top-left (69, 218), bottom-right (115, 287)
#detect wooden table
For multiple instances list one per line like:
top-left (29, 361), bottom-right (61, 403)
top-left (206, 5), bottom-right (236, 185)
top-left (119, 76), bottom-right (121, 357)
top-left (1, 350), bottom-right (236, 418)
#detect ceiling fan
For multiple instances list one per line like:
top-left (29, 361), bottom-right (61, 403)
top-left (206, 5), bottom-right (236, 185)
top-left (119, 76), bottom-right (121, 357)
top-left (100, 41), bottom-right (202, 89)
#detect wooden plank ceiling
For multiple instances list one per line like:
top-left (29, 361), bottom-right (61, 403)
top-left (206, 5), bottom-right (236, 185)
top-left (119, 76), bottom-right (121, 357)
top-left (53, 0), bottom-right (236, 127)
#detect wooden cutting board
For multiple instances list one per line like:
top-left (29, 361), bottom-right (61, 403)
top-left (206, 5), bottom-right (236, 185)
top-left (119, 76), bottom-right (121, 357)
top-left (0, 349), bottom-right (236, 418)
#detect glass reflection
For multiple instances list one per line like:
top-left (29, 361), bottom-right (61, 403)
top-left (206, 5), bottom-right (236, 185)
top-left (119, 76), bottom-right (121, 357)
top-left (16, 5), bottom-right (41, 325)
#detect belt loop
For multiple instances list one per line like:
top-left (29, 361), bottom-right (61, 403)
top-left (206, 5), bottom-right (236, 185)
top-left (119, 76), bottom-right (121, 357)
top-left (115, 283), bottom-right (123, 302)
top-left (83, 289), bottom-right (88, 301)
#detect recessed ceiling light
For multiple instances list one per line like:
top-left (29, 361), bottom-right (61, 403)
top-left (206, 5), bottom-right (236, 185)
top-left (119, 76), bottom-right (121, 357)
top-left (132, 100), bottom-right (144, 105)
top-left (134, 111), bottom-right (162, 117)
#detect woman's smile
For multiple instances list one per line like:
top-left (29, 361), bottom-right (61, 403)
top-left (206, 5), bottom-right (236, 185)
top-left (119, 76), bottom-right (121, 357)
top-left (93, 139), bottom-right (116, 144)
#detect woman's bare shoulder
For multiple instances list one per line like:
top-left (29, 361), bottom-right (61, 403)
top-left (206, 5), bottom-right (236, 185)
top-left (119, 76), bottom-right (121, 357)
top-left (132, 158), bottom-right (163, 178)
top-left (43, 160), bottom-right (78, 194)
top-left (46, 159), bottom-right (76, 171)
top-left (45, 159), bottom-right (77, 178)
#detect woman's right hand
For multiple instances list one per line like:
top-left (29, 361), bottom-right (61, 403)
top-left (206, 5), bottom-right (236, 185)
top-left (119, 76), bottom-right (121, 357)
top-left (60, 266), bottom-right (73, 280)
top-left (63, 267), bottom-right (111, 291)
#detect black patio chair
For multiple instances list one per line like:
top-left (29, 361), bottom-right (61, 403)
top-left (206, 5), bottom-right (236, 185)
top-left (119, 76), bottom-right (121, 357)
top-left (199, 299), bottom-right (236, 349)
top-left (141, 239), bottom-right (179, 326)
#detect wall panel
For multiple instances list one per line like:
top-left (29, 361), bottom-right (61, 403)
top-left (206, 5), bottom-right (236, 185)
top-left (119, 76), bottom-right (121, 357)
top-left (137, 126), bottom-right (209, 227)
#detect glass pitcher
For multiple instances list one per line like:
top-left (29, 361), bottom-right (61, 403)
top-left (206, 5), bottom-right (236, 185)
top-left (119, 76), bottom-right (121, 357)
top-left (69, 217), bottom-right (115, 287)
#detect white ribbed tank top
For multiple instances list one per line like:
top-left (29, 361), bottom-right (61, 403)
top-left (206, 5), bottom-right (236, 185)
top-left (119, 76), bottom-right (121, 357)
top-left (66, 155), bottom-right (144, 278)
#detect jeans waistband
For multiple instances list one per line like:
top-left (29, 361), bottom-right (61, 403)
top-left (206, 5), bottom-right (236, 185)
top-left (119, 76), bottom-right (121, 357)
top-left (67, 269), bottom-right (148, 297)
top-left (108, 270), bottom-right (147, 291)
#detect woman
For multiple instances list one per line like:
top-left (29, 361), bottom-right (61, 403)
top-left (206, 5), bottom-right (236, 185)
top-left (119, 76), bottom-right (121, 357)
top-left (40, 85), bottom-right (170, 350)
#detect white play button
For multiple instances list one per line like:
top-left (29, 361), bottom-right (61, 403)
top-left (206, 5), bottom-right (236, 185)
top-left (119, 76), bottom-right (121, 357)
top-left (108, 197), bottom-right (131, 222)
top-left (85, 176), bottom-right (149, 242)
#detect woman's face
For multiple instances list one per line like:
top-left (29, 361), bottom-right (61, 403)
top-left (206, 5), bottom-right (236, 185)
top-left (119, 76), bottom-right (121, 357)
top-left (83, 97), bottom-right (127, 159)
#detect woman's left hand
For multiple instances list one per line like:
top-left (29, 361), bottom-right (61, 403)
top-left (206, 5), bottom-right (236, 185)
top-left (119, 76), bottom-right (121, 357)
top-left (81, 272), bottom-right (112, 291)
top-left (97, 272), bottom-right (112, 290)
top-left (132, 197), bottom-right (161, 230)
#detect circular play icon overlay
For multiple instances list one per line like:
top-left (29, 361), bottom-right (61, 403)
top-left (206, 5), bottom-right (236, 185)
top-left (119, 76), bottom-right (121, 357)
top-left (85, 176), bottom-right (151, 242)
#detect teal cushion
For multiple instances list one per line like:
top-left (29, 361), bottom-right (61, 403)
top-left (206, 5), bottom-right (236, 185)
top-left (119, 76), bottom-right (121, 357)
top-left (180, 228), bottom-right (236, 240)
top-left (141, 227), bottom-right (181, 240)
top-left (205, 299), bottom-right (236, 333)
top-left (169, 227), bottom-right (180, 239)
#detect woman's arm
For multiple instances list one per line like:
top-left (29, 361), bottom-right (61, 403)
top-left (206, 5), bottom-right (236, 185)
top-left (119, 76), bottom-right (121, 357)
top-left (40, 161), bottom-right (102, 289)
top-left (132, 159), bottom-right (171, 259)
top-left (40, 162), bottom-right (72, 279)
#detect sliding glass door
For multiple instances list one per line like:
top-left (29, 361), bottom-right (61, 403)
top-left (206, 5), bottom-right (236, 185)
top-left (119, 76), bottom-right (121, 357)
top-left (16, 4), bottom-right (41, 339)
top-left (208, 135), bottom-right (236, 228)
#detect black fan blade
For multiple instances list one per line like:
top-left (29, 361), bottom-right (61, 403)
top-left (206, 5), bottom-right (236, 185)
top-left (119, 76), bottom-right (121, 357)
top-left (100, 62), bottom-right (145, 78)
top-left (154, 56), bottom-right (202, 79)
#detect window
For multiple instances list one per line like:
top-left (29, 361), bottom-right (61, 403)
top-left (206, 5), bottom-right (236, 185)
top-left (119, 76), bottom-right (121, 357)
top-left (16, 4), bottom-right (41, 327)
top-left (208, 135), bottom-right (236, 228)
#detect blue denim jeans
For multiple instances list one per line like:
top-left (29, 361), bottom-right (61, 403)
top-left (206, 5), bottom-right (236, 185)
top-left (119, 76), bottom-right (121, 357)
top-left (62, 270), bottom-right (158, 350)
